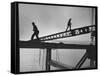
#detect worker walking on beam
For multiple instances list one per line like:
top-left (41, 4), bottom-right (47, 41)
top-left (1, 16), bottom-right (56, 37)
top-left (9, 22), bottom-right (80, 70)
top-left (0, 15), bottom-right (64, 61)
top-left (66, 18), bottom-right (72, 31)
top-left (31, 22), bottom-right (39, 40)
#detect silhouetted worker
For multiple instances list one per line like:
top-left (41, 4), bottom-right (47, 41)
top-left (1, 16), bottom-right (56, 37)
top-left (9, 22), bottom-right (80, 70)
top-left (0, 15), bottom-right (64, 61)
top-left (66, 18), bottom-right (72, 31)
top-left (31, 22), bottom-right (39, 40)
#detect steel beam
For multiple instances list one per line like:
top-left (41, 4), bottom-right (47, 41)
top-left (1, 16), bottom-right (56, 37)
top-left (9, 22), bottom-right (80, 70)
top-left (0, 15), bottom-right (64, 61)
top-left (39, 25), bottom-right (95, 41)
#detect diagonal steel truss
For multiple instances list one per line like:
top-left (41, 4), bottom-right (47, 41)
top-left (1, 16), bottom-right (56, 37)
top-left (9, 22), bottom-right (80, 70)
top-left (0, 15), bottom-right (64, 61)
top-left (39, 25), bottom-right (95, 41)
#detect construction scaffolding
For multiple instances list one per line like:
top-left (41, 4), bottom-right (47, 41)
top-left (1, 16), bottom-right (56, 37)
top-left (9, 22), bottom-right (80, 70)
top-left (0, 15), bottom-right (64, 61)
top-left (19, 25), bottom-right (96, 71)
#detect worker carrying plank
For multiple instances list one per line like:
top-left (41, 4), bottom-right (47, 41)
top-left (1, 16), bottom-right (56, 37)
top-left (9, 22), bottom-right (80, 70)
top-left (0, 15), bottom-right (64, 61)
top-left (31, 22), bottom-right (39, 40)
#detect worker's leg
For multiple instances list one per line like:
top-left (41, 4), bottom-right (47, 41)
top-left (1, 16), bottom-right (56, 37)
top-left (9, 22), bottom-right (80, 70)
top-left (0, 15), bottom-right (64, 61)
top-left (66, 25), bottom-right (69, 31)
top-left (31, 33), bottom-right (35, 40)
top-left (69, 25), bottom-right (71, 31)
top-left (36, 31), bottom-right (39, 40)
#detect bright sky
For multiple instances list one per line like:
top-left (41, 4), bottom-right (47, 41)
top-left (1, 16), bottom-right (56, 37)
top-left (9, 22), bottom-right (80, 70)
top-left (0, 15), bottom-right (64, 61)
top-left (19, 3), bottom-right (95, 43)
